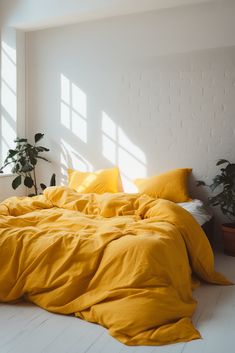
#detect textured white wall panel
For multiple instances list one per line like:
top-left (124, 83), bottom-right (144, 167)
top-left (27, 7), bottom-right (235, 203)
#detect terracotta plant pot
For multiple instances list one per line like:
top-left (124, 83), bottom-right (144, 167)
top-left (222, 223), bottom-right (235, 256)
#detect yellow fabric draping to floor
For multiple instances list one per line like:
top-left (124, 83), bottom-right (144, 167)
top-left (0, 187), bottom-right (230, 345)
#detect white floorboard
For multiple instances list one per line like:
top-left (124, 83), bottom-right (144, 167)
top-left (0, 252), bottom-right (234, 353)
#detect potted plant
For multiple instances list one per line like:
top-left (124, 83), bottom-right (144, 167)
top-left (0, 133), bottom-right (56, 196)
top-left (197, 159), bottom-right (235, 256)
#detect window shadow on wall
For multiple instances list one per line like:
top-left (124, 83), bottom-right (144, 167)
top-left (58, 74), bottom-right (147, 192)
top-left (1, 39), bottom-right (17, 171)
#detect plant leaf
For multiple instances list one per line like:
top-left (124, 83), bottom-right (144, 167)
top-left (216, 159), bottom-right (229, 166)
top-left (225, 164), bottom-right (235, 176)
top-left (50, 173), bottom-right (56, 186)
top-left (11, 163), bottom-right (20, 174)
top-left (8, 149), bottom-right (18, 158)
top-left (14, 138), bottom-right (28, 143)
top-left (12, 175), bottom-right (22, 189)
top-left (37, 156), bottom-right (50, 162)
top-left (40, 183), bottom-right (47, 191)
top-left (196, 180), bottom-right (206, 187)
top-left (30, 157), bottom-right (37, 166)
top-left (24, 176), bottom-right (34, 188)
top-left (36, 146), bottom-right (50, 152)
top-left (210, 175), bottom-right (224, 191)
top-left (34, 133), bottom-right (44, 143)
top-left (21, 163), bottom-right (34, 172)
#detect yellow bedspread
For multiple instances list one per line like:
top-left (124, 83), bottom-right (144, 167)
top-left (0, 186), bottom-right (230, 345)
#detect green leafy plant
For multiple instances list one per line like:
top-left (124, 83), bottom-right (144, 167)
top-left (197, 159), bottom-right (235, 222)
top-left (0, 133), bottom-right (56, 196)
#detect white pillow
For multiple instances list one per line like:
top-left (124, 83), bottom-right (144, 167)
top-left (177, 199), bottom-right (212, 226)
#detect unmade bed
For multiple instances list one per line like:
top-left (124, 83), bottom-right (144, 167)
top-left (0, 186), bottom-right (231, 346)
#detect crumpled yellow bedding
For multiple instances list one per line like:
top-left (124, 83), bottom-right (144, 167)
top-left (0, 186), bottom-right (230, 346)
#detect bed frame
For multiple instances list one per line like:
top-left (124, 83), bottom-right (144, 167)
top-left (201, 218), bottom-right (214, 245)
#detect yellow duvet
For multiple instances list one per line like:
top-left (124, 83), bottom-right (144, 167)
top-left (0, 187), bottom-right (230, 345)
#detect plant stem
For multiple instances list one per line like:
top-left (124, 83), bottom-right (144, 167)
top-left (33, 168), bottom-right (38, 195)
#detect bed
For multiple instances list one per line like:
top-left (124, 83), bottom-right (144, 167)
top-left (0, 186), bottom-right (230, 346)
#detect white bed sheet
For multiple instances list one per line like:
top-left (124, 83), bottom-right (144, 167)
top-left (178, 199), bottom-right (212, 226)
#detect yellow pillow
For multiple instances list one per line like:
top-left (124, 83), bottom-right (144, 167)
top-left (68, 167), bottom-right (122, 194)
top-left (134, 168), bottom-right (192, 202)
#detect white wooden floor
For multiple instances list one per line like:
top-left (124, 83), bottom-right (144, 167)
top-left (0, 252), bottom-right (235, 353)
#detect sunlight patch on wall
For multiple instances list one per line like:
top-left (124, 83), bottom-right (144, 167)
top-left (60, 139), bottom-right (93, 184)
top-left (118, 128), bottom-right (146, 191)
top-left (102, 111), bottom-right (146, 192)
top-left (1, 117), bottom-right (15, 171)
top-left (1, 41), bottom-right (16, 92)
top-left (1, 81), bottom-right (17, 119)
top-left (1, 40), bottom-right (17, 171)
top-left (102, 112), bottom-right (117, 164)
top-left (60, 74), bottom-right (87, 143)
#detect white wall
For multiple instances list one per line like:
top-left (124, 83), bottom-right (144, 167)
top-left (27, 1), bottom-right (235, 199)
top-left (0, 0), bottom-right (222, 202)
top-left (1, 0), bottom-right (235, 206)
top-left (0, 174), bottom-right (25, 200)
top-left (2, 0), bottom-right (217, 30)
top-left (0, 4), bottom-right (26, 200)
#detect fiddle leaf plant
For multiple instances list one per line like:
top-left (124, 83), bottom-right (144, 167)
top-left (197, 159), bottom-right (235, 222)
top-left (0, 133), bottom-right (56, 196)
